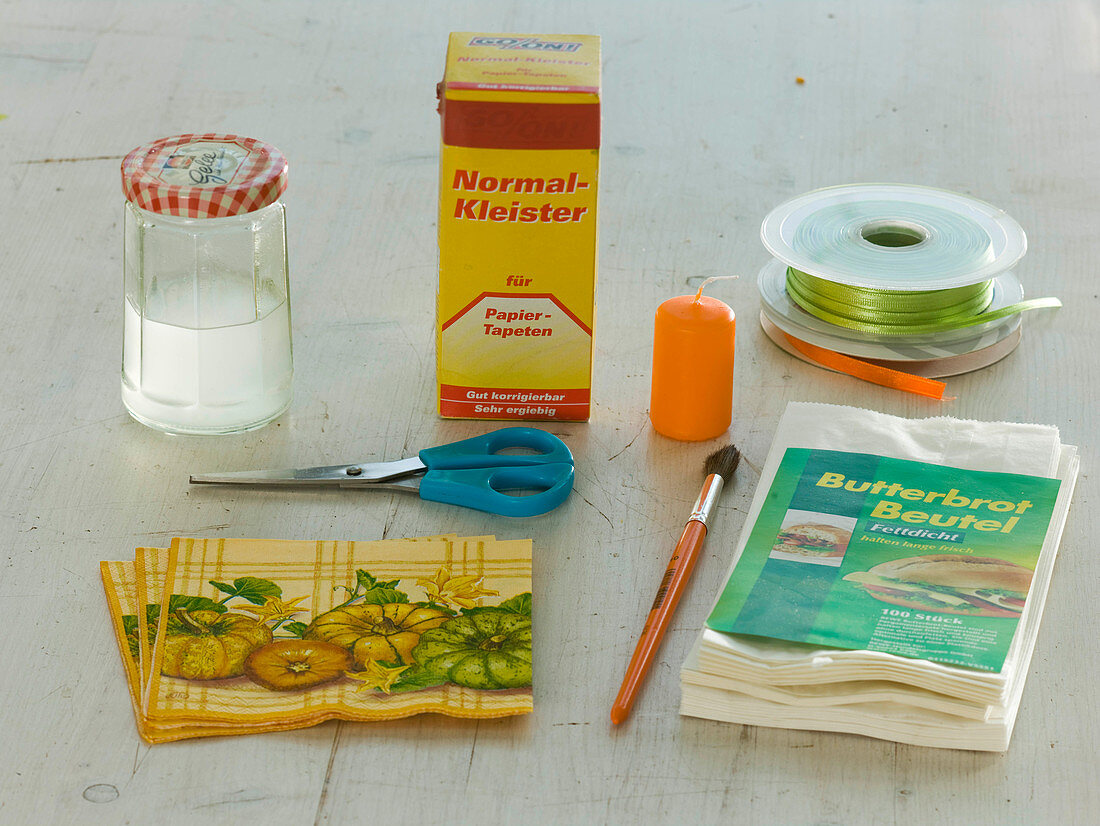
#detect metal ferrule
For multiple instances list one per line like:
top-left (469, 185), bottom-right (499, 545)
top-left (688, 474), bottom-right (725, 527)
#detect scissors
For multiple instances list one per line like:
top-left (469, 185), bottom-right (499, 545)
top-left (189, 427), bottom-right (574, 518)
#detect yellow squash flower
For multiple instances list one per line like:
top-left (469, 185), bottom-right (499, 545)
top-left (345, 660), bottom-right (411, 694)
top-left (233, 595), bottom-right (310, 623)
top-left (416, 566), bottom-right (499, 610)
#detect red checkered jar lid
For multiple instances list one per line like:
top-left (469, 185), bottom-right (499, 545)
top-left (121, 133), bottom-right (288, 218)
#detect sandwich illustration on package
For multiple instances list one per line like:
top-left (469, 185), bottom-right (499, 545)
top-left (843, 554), bottom-right (1033, 618)
top-left (771, 523), bottom-right (852, 559)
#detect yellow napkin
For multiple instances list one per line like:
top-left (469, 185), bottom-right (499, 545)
top-left (102, 535), bottom-right (533, 743)
top-left (99, 560), bottom-right (145, 730)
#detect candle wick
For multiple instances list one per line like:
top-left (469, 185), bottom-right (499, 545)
top-left (693, 275), bottom-right (739, 303)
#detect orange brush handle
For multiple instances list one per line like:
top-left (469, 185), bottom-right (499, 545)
top-left (611, 519), bottom-right (708, 724)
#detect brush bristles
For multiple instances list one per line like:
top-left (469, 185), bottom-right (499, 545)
top-left (704, 444), bottom-right (741, 480)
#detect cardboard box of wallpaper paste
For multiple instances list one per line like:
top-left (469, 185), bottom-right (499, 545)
top-left (436, 33), bottom-right (600, 421)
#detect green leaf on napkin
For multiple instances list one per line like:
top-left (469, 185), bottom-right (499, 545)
top-left (208, 576), bottom-right (283, 605)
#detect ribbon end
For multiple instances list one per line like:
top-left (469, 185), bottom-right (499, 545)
top-left (782, 332), bottom-right (953, 400)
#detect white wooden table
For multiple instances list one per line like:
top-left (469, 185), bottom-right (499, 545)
top-left (1, 2), bottom-right (1095, 823)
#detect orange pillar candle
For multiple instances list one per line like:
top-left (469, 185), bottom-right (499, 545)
top-left (649, 285), bottom-right (735, 441)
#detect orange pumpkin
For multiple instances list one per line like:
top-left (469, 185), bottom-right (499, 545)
top-left (244, 639), bottom-right (353, 691)
top-left (304, 603), bottom-right (451, 667)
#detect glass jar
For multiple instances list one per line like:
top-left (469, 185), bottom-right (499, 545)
top-left (120, 134), bottom-right (293, 434)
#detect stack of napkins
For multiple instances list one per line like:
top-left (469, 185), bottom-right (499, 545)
top-left (681, 403), bottom-right (1079, 752)
top-left (101, 535), bottom-right (532, 743)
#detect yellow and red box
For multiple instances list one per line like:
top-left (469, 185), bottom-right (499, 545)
top-left (436, 33), bottom-right (600, 421)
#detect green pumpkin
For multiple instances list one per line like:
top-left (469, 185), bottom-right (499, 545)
top-left (412, 610), bottom-right (532, 690)
top-left (161, 609), bottom-right (273, 681)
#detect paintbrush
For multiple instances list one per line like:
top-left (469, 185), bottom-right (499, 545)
top-left (611, 444), bottom-right (742, 724)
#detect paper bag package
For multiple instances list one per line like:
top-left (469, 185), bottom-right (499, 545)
top-left (436, 33), bottom-right (601, 421)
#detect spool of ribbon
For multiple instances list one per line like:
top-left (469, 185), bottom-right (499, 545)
top-left (775, 267), bottom-right (1062, 399)
top-left (784, 268), bottom-right (1062, 337)
top-left (758, 185), bottom-right (1066, 399)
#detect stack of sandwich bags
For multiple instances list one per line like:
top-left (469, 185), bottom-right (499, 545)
top-left (681, 402), bottom-right (1078, 752)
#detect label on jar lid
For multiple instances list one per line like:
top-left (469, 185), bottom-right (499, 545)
top-left (122, 133), bottom-right (288, 218)
top-left (153, 141), bottom-right (251, 187)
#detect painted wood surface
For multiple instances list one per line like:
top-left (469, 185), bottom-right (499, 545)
top-left (0, 1), bottom-right (1095, 824)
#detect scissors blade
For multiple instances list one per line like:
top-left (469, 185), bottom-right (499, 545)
top-left (190, 456), bottom-right (427, 487)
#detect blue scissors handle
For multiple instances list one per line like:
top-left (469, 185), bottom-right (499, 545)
top-left (418, 427), bottom-right (573, 470)
top-left (418, 462), bottom-right (575, 517)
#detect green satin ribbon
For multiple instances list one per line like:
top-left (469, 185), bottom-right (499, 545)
top-left (785, 268), bottom-right (1062, 336)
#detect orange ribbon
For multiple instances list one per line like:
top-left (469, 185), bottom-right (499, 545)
top-left (782, 333), bottom-right (951, 400)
